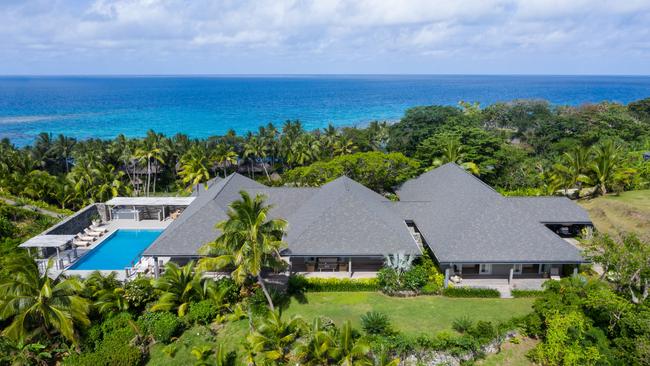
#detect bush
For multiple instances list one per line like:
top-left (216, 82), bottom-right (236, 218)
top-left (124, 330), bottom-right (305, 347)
top-left (452, 316), bottom-right (474, 333)
top-left (442, 287), bottom-right (500, 298)
top-left (138, 312), bottom-right (183, 343)
top-left (361, 311), bottom-right (392, 335)
top-left (65, 327), bottom-right (143, 366)
top-left (421, 281), bottom-right (442, 295)
top-left (377, 267), bottom-right (400, 293)
top-left (214, 277), bottom-right (241, 304)
top-left (185, 300), bottom-right (219, 325)
top-left (124, 276), bottom-right (157, 311)
top-left (248, 287), bottom-right (289, 315)
top-left (403, 265), bottom-right (428, 291)
top-left (290, 275), bottom-right (380, 292)
top-left (511, 289), bottom-right (545, 298)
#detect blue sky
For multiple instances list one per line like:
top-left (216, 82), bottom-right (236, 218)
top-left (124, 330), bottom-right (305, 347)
top-left (1, 0), bottom-right (649, 75)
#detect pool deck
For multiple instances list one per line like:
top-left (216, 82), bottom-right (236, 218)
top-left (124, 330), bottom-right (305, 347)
top-left (54, 219), bottom-right (171, 280)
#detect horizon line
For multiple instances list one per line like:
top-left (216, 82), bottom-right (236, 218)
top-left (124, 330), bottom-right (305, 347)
top-left (1, 73), bottom-right (650, 78)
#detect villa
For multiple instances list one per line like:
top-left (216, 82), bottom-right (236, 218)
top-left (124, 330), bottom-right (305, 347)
top-left (21, 163), bottom-right (592, 288)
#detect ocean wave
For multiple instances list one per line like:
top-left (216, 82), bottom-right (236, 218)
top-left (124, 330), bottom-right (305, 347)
top-left (0, 113), bottom-right (97, 125)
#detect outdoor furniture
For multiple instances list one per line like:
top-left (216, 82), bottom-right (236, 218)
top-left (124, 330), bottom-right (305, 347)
top-left (72, 238), bottom-right (91, 247)
top-left (338, 262), bottom-right (348, 272)
top-left (90, 225), bottom-right (108, 233)
top-left (450, 275), bottom-right (463, 284)
top-left (84, 228), bottom-right (103, 237)
top-left (169, 209), bottom-right (182, 220)
top-left (305, 261), bottom-right (316, 272)
top-left (76, 232), bottom-right (96, 242)
top-left (317, 257), bottom-right (338, 271)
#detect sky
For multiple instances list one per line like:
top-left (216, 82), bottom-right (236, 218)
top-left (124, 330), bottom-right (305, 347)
top-left (1, 0), bottom-right (649, 75)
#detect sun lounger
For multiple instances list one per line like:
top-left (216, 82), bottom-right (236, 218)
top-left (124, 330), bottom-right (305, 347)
top-left (84, 228), bottom-right (103, 237)
top-left (89, 225), bottom-right (108, 233)
top-left (76, 232), bottom-right (96, 242)
top-left (72, 238), bottom-right (92, 247)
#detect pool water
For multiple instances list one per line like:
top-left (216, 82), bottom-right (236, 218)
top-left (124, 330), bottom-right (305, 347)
top-left (69, 229), bottom-right (162, 270)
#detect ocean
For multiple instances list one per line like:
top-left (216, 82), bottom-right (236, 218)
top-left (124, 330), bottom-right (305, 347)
top-left (1, 75), bottom-right (649, 146)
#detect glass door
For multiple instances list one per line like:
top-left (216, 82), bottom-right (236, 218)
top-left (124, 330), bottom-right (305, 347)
top-left (479, 263), bottom-right (492, 275)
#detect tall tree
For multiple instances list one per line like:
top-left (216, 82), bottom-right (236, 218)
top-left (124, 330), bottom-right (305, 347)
top-left (178, 145), bottom-right (213, 193)
top-left (0, 255), bottom-right (91, 344)
top-left (197, 191), bottom-right (287, 311)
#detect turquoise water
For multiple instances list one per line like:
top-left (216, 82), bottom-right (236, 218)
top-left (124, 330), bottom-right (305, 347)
top-left (69, 229), bottom-right (162, 270)
top-left (1, 75), bottom-right (649, 146)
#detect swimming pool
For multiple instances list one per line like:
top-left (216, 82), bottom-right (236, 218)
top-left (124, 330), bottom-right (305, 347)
top-left (69, 229), bottom-right (162, 270)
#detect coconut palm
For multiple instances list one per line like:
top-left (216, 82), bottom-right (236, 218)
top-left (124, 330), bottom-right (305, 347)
top-left (336, 320), bottom-right (371, 366)
top-left (367, 121), bottom-right (390, 152)
top-left (93, 163), bottom-right (131, 202)
top-left (151, 261), bottom-right (208, 316)
top-left (214, 144), bottom-right (239, 178)
top-left (584, 140), bottom-right (636, 195)
top-left (179, 146), bottom-right (213, 193)
top-left (197, 191), bottom-right (287, 311)
top-left (244, 136), bottom-right (270, 181)
top-left (291, 317), bottom-right (337, 365)
top-left (134, 132), bottom-right (167, 196)
top-left (333, 137), bottom-right (357, 157)
top-left (0, 255), bottom-right (91, 344)
top-left (50, 134), bottom-right (76, 173)
top-left (431, 137), bottom-right (480, 175)
top-left (246, 311), bottom-right (304, 364)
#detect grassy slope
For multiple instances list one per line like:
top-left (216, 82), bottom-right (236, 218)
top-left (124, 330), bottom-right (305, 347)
top-left (477, 337), bottom-right (539, 366)
top-left (579, 190), bottom-right (650, 239)
top-left (148, 293), bottom-right (534, 364)
top-left (282, 292), bottom-right (534, 336)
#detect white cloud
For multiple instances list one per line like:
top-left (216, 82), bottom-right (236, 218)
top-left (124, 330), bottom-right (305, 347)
top-left (0, 0), bottom-right (648, 74)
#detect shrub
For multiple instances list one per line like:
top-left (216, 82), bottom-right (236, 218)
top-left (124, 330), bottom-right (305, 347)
top-left (403, 265), bottom-right (428, 291)
top-left (124, 276), bottom-right (156, 311)
top-left (361, 311), bottom-right (392, 335)
top-left (511, 289), bottom-right (545, 298)
top-left (65, 327), bottom-right (143, 366)
top-left (452, 316), bottom-right (474, 333)
top-left (443, 287), bottom-right (500, 298)
top-left (214, 277), bottom-right (241, 304)
top-left (291, 275), bottom-right (380, 292)
top-left (138, 311), bottom-right (183, 343)
top-left (185, 300), bottom-right (219, 325)
top-left (421, 281), bottom-right (442, 295)
top-left (377, 267), bottom-right (400, 293)
top-left (248, 287), bottom-right (290, 315)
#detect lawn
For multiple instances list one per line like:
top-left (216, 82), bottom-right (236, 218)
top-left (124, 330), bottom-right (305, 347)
top-left (477, 337), bottom-right (538, 366)
top-left (148, 292), bottom-right (535, 364)
top-left (282, 292), bottom-right (534, 336)
top-left (579, 190), bottom-right (650, 239)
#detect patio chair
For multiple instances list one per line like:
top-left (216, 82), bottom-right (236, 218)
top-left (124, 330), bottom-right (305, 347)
top-left (72, 238), bottom-right (92, 247)
top-left (84, 228), bottom-right (103, 237)
top-left (89, 225), bottom-right (108, 233)
top-left (76, 232), bottom-right (96, 242)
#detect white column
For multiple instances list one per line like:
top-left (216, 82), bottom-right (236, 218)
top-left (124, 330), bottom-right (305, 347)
top-left (444, 268), bottom-right (450, 288)
top-left (573, 266), bottom-right (578, 277)
top-left (348, 257), bottom-right (352, 276)
top-left (509, 268), bottom-right (514, 284)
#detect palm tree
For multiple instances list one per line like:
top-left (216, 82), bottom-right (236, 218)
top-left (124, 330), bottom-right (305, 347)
top-left (50, 134), bottom-right (76, 173)
top-left (246, 311), bottom-right (304, 364)
top-left (585, 140), bottom-right (635, 195)
top-left (431, 137), bottom-right (480, 175)
top-left (367, 121), bottom-right (390, 152)
top-left (151, 261), bottom-right (212, 316)
top-left (197, 191), bottom-right (287, 311)
top-left (178, 146), bottom-right (212, 193)
top-left (336, 320), bottom-right (371, 365)
top-left (291, 317), bottom-right (337, 365)
top-left (0, 255), bottom-right (91, 344)
top-left (93, 163), bottom-right (131, 202)
top-left (552, 146), bottom-right (590, 194)
top-left (134, 132), bottom-right (167, 196)
top-left (333, 137), bottom-right (357, 157)
top-left (213, 144), bottom-right (238, 178)
top-left (244, 136), bottom-right (271, 181)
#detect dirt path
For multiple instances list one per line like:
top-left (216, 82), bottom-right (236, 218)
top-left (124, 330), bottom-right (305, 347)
top-left (0, 196), bottom-right (67, 218)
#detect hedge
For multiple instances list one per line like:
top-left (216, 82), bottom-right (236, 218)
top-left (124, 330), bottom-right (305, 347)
top-left (289, 275), bottom-right (379, 292)
top-left (442, 287), bottom-right (500, 298)
top-left (511, 289), bottom-right (546, 298)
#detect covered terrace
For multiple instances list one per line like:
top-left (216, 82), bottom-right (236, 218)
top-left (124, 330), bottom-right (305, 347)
top-left (105, 196), bottom-right (194, 221)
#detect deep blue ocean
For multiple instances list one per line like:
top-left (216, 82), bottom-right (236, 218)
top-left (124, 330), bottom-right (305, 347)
top-left (1, 75), bottom-right (649, 146)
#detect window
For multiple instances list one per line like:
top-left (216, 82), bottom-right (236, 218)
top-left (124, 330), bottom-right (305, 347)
top-left (513, 264), bottom-right (522, 275)
top-left (479, 263), bottom-right (492, 275)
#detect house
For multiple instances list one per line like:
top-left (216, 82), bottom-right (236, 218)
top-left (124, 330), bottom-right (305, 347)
top-left (141, 163), bottom-right (591, 281)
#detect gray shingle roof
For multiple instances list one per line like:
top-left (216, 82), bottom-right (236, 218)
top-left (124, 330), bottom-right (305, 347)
top-left (282, 176), bottom-right (420, 256)
top-left (143, 174), bottom-right (264, 256)
top-left (144, 174), bottom-right (419, 257)
top-left (394, 163), bottom-right (587, 264)
top-left (506, 197), bottom-right (591, 224)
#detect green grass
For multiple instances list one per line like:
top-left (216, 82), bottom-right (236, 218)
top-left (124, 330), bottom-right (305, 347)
top-left (282, 292), bottom-right (534, 336)
top-left (147, 321), bottom-right (248, 365)
top-left (477, 337), bottom-right (538, 366)
top-left (579, 190), bottom-right (650, 239)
